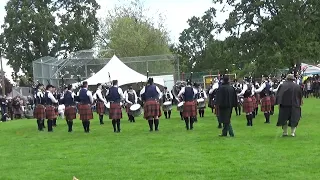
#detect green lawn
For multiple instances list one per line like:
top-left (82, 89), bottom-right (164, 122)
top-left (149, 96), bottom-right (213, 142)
top-left (0, 98), bottom-right (320, 180)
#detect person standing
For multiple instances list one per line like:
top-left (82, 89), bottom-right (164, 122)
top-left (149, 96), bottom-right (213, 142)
top-left (162, 86), bottom-right (173, 119)
top-left (196, 84), bottom-right (207, 118)
top-left (215, 75), bottom-right (237, 137)
top-left (44, 85), bottom-right (58, 132)
top-left (78, 81), bottom-right (94, 133)
top-left (33, 83), bottom-right (45, 131)
top-left (178, 79), bottom-right (198, 130)
top-left (238, 77), bottom-right (255, 126)
top-left (63, 84), bottom-right (77, 132)
top-left (276, 74), bottom-right (303, 137)
top-left (106, 80), bottom-right (124, 132)
top-left (140, 78), bottom-right (162, 131)
top-left (95, 83), bottom-right (107, 125)
top-left (124, 85), bottom-right (138, 122)
top-left (209, 79), bottom-right (221, 128)
top-left (254, 77), bottom-right (272, 123)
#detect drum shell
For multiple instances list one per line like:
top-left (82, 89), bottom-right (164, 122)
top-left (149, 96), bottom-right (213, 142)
top-left (177, 102), bottom-right (184, 112)
top-left (130, 104), bottom-right (142, 117)
top-left (162, 101), bottom-right (172, 111)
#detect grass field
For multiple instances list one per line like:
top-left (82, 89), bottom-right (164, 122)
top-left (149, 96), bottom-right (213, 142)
top-left (0, 98), bottom-right (320, 180)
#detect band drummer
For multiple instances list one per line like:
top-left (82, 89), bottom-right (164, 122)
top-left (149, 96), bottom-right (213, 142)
top-left (196, 84), bottom-right (207, 118)
top-left (162, 86), bottom-right (173, 119)
top-left (124, 85), bottom-right (138, 122)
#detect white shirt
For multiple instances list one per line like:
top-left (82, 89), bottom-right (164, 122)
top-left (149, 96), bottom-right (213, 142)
top-left (177, 86), bottom-right (198, 99)
top-left (273, 81), bottom-right (284, 92)
top-left (95, 88), bottom-right (107, 103)
top-left (209, 83), bottom-right (219, 94)
top-left (255, 82), bottom-right (266, 93)
top-left (106, 86), bottom-right (125, 100)
top-left (163, 90), bottom-right (173, 100)
top-left (46, 90), bottom-right (58, 104)
top-left (198, 89), bottom-right (207, 99)
top-left (238, 84), bottom-right (248, 96)
top-left (124, 89), bottom-right (138, 104)
top-left (36, 91), bottom-right (43, 98)
top-left (140, 85), bottom-right (163, 100)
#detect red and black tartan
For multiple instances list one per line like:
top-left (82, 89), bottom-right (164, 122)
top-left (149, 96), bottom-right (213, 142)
top-left (261, 96), bottom-right (272, 112)
top-left (251, 96), bottom-right (258, 109)
top-left (183, 101), bottom-right (197, 118)
top-left (109, 103), bottom-right (122, 120)
top-left (65, 106), bottom-right (77, 120)
top-left (243, 97), bottom-right (254, 114)
top-left (34, 104), bottom-right (46, 119)
top-left (78, 104), bottom-right (93, 120)
top-left (45, 105), bottom-right (57, 120)
top-left (255, 94), bottom-right (260, 105)
top-left (143, 100), bottom-right (161, 119)
top-left (270, 95), bottom-right (276, 106)
top-left (96, 101), bottom-right (105, 115)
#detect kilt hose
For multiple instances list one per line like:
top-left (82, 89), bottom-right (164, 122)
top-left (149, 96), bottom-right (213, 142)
top-left (109, 103), bottom-right (122, 120)
top-left (96, 101), bottom-right (105, 115)
top-left (270, 95), bottom-right (276, 106)
top-left (251, 96), bottom-right (257, 109)
top-left (34, 104), bottom-right (45, 119)
top-left (143, 100), bottom-right (161, 119)
top-left (65, 106), bottom-right (77, 120)
top-left (45, 105), bottom-right (57, 120)
top-left (183, 101), bottom-right (197, 118)
top-left (261, 96), bottom-right (272, 112)
top-left (126, 104), bottom-right (132, 115)
top-left (78, 104), bottom-right (93, 120)
top-left (243, 97), bottom-right (254, 114)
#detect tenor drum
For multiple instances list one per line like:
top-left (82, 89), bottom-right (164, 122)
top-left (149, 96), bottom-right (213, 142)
top-left (130, 104), bottom-right (142, 117)
top-left (105, 102), bottom-right (110, 115)
top-left (177, 102), bottom-right (184, 112)
top-left (162, 101), bottom-right (172, 111)
top-left (197, 98), bottom-right (206, 109)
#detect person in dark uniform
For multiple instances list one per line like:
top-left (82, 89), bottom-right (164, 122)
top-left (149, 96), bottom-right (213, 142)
top-left (78, 81), bottom-right (94, 133)
top-left (276, 74), bottom-right (303, 137)
top-left (196, 84), bottom-right (207, 118)
top-left (44, 85), bottom-right (58, 132)
top-left (124, 85), bottom-right (138, 122)
top-left (233, 79), bottom-right (242, 116)
top-left (178, 79), bottom-right (198, 130)
top-left (209, 79), bottom-right (221, 128)
top-left (215, 75), bottom-right (237, 137)
top-left (162, 86), bottom-right (173, 119)
top-left (51, 86), bottom-right (59, 127)
top-left (33, 83), bottom-right (45, 131)
top-left (63, 84), bottom-right (77, 132)
top-left (255, 77), bottom-right (272, 123)
top-left (140, 78), bottom-right (162, 132)
top-left (106, 80), bottom-right (124, 132)
top-left (95, 83), bottom-right (107, 125)
top-left (238, 77), bottom-right (255, 126)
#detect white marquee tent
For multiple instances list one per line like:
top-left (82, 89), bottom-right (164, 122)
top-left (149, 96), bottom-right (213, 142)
top-left (74, 55), bottom-right (164, 87)
top-left (301, 63), bottom-right (320, 75)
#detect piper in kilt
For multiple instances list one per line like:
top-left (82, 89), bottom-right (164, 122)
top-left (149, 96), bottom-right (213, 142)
top-left (106, 80), bottom-right (124, 133)
top-left (209, 79), bottom-right (221, 128)
top-left (178, 79), bottom-right (198, 130)
top-left (124, 85), bottom-right (138, 122)
top-left (44, 85), bottom-right (59, 132)
top-left (140, 78), bottom-right (162, 132)
top-left (63, 84), bottom-right (77, 132)
top-left (238, 77), bottom-right (254, 126)
top-left (255, 77), bottom-right (272, 123)
top-left (95, 83), bottom-right (107, 125)
top-left (78, 81), bottom-right (94, 133)
top-left (34, 83), bottom-right (45, 131)
top-left (162, 86), bottom-right (173, 119)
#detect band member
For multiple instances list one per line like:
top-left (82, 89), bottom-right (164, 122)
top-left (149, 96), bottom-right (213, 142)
top-left (276, 74), bottom-right (303, 137)
top-left (52, 86), bottom-right (59, 127)
top-left (215, 75), bottom-right (237, 137)
top-left (124, 85), bottom-right (137, 122)
top-left (253, 80), bottom-right (260, 116)
top-left (209, 79), bottom-right (221, 128)
top-left (78, 81), bottom-right (94, 133)
top-left (178, 79), bottom-right (197, 130)
top-left (238, 77), bottom-right (254, 126)
top-left (95, 83), bottom-right (107, 125)
top-left (162, 86), bottom-right (173, 119)
top-left (140, 78), bottom-right (162, 131)
top-left (196, 84), bottom-right (207, 117)
top-left (106, 80), bottom-right (124, 133)
top-left (207, 82), bottom-right (214, 113)
top-left (33, 83), bottom-right (45, 131)
top-left (255, 77), bottom-right (272, 123)
top-left (233, 79), bottom-right (242, 116)
top-left (63, 84), bottom-right (77, 132)
top-left (44, 85), bottom-right (58, 132)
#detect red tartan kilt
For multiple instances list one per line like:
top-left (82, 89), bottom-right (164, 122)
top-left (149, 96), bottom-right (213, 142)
top-left (143, 100), bottom-right (161, 119)
top-left (255, 94), bottom-right (260, 104)
top-left (45, 106), bottom-right (57, 120)
top-left (214, 105), bottom-right (219, 115)
top-left (109, 103), bottom-right (122, 119)
top-left (183, 101), bottom-right (197, 118)
top-left (96, 101), bottom-right (105, 114)
top-left (34, 104), bottom-right (45, 119)
top-left (261, 96), bottom-right (272, 112)
top-left (78, 104), bottom-right (93, 120)
top-left (270, 95), bottom-right (275, 106)
top-left (243, 97), bottom-right (254, 114)
top-left (65, 106), bottom-right (76, 120)
top-left (251, 96), bottom-right (257, 108)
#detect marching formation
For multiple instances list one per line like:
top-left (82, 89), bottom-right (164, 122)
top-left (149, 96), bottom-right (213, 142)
top-left (33, 74), bottom-right (303, 137)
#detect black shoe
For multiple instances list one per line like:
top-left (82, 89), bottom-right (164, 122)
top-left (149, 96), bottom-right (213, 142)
top-left (218, 125), bottom-right (222, 129)
top-left (219, 134), bottom-right (227, 137)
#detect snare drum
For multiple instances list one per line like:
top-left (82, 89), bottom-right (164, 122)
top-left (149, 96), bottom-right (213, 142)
top-left (105, 102), bottom-right (110, 115)
top-left (177, 102), bottom-right (184, 112)
top-left (197, 98), bottom-right (206, 109)
top-left (130, 104), bottom-right (142, 117)
top-left (162, 101), bottom-right (172, 111)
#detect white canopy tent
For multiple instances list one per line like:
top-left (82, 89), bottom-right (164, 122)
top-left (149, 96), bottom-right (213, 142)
top-left (73, 55), bottom-right (164, 87)
top-left (301, 63), bottom-right (320, 75)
